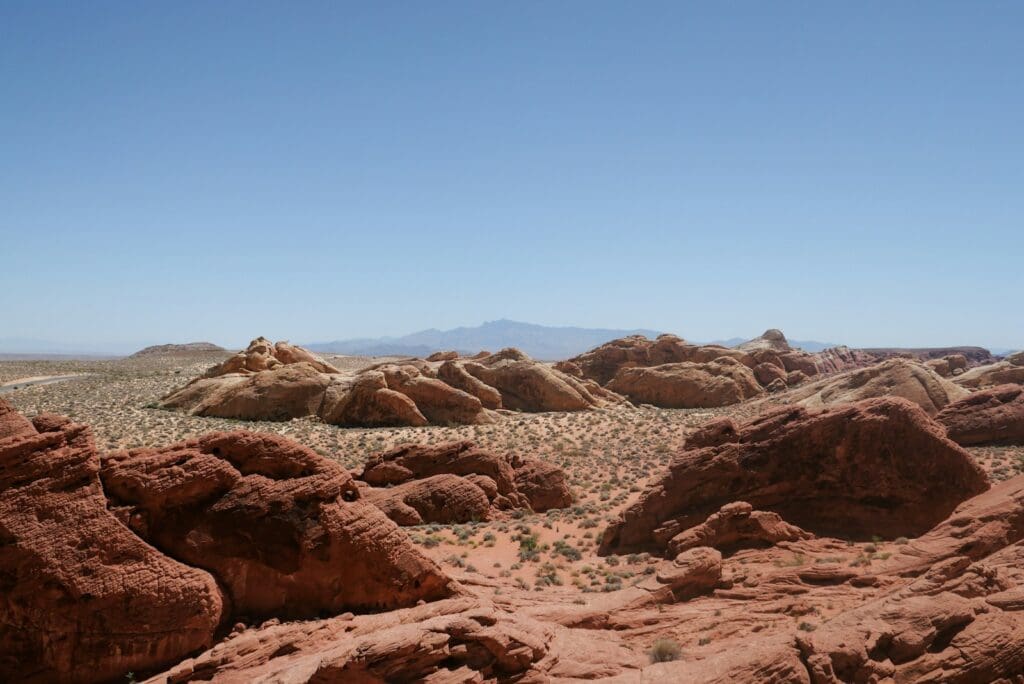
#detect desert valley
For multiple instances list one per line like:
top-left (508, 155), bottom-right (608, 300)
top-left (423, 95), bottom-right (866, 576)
top-left (4, 329), bottom-right (1024, 682)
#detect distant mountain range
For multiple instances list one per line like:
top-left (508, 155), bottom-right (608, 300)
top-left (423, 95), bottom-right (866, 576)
top-left (306, 320), bottom-right (663, 360)
top-left (306, 319), bottom-right (840, 360)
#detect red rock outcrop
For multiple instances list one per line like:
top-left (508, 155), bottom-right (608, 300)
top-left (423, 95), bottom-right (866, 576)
top-left (667, 501), bottom-right (814, 556)
top-left (358, 441), bottom-right (572, 523)
top-left (362, 474), bottom-right (494, 525)
top-left (937, 383), bottom-right (1024, 446)
top-left (955, 352), bottom-right (1024, 389)
top-left (601, 398), bottom-right (988, 555)
top-left (788, 357), bottom-right (970, 416)
top-left (736, 328), bottom-right (791, 353)
top-left (147, 597), bottom-right (559, 683)
top-left (512, 457), bottom-right (574, 512)
top-left (206, 337), bottom-right (340, 376)
top-left (378, 364), bottom-right (492, 425)
top-left (0, 402), bottom-right (224, 683)
top-left (460, 348), bottom-right (626, 412)
top-left (606, 357), bottom-right (763, 408)
top-left (437, 359), bottom-right (503, 409)
top-left (925, 353), bottom-right (969, 377)
top-left (101, 430), bottom-right (453, 619)
top-left (161, 362), bottom-right (334, 420)
top-left (558, 334), bottom-right (757, 385)
top-left (319, 370), bottom-right (430, 427)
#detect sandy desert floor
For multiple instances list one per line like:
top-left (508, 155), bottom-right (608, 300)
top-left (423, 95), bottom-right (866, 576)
top-left (4, 352), bottom-right (1024, 660)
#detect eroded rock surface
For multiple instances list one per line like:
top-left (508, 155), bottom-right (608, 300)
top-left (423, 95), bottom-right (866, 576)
top-left (788, 357), bottom-right (970, 416)
top-left (607, 357), bottom-right (763, 408)
top-left (358, 441), bottom-right (572, 524)
top-left (101, 430), bottom-right (453, 618)
top-left (0, 401), bottom-right (224, 683)
top-left (937, 383), bottom-right (1024, 446)
top-left (601, 397), bottom-right (988, 555)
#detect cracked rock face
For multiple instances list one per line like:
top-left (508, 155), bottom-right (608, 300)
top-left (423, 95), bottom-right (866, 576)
top-left (937, 383), bottom-right (1024, 446)
top-left (601, 397), bottom-right (988, 555)
top-left (0, 400), bottom-right (224, 683)
top-left (100, 430), bottom-right (454, 619)
top-left (358, 440), bottom-right (573, 524)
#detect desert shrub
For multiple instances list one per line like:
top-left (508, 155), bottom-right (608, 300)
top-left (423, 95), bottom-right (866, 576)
top-left (649, 638), bottom-right (682, 663)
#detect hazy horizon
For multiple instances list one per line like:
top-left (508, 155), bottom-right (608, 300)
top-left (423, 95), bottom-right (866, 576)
top-left (0, 317), bottom-right (1016, 357)
top-left (3, 3), bottom-right (1022, 351)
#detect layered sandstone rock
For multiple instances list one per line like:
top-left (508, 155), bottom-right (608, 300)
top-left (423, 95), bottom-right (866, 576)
top-left (101, 430), bottom-right (453, 618)
top-left (666, 501), bottom-right (813, 556)
top-left (601, 398), bottom-right (988, 555)
top-left (606, 357), bottom-right (763, 408)
top-left (955, 353), bottom-right (1024, 389)
top-left (736, 328), bottom-right (791, 353)
top-left (0, 401), bottom-right (224, 683)
top-left (937, 383), bottom-right (1024, 446)
top-left (147, 597), bottom-right (559, 683)
top-left (789, 357), bottom-right (970, 416)
top-left (358, 441), bottom-right (572, 523)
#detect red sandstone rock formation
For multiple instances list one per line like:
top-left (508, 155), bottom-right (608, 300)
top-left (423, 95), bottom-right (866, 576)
top-left (0, 401), bottom-right (224, 683)
top-left (667, 501), bottom-right (814, 556)
top-left (206, 336), bottom-right (340, 376)
top-left (606, 357), bottom-right (763, 408)
top-left (937, 383), bottom-right (1024, 446)
top-left (161, 362), bottom-right (334, 420)
top-left (101, 430), bottom-right (453, 618)
top-left (601, 397), bottom-right (988, 555)
top-left (788, 357), bottom-right (970, 416)
top-left (358, 441), bottom-right (572, 524)
top-left (955, 352), bottom-right (1024, 389)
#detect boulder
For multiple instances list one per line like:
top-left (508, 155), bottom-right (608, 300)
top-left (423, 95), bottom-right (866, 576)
top-left (667, 501), bottom-right (813, 556)
top-left (606, 357), bottom-right (763, 408)
top-left (600, 398), bottom-right (988, 555)
top-left (379, 364), bottom-right (491, 425)
top-left (100, 430), bottom-right (453, 619)
top-left (789, 357), bottom-right (970, 416)
top-left (558, 334), bottom-right (762, 385)
top-left (955, 355), bottom-right (1024, 389)
top-left (161, 362), bottom-right (333, 421)
top-left (426, 350), bottom-right (459, 362)
top-left (736, 328), bottom-right (791, 353)
top-left (462, 349), bottom-right (622, 412)
top-left (437, 359), bottom-right (503, 409)
top-left (753, 361), bottom-right (787, 387)
top-left (925, 353), bottom-right (969, 378)
top-left (319, 371), bottom-right (429, 427)
top-left (206, 337), bottom-right (340, 376)
top-left (362, 474), bottom-right (493, 525)
top-left (512, 457), bottom-right (574, 512)
top-left (0, 403), bottom-right (224, 683)
top-left (937, 384), bottom-right (1024, 446)
top-left (358, 441), bottom-right (572, 521)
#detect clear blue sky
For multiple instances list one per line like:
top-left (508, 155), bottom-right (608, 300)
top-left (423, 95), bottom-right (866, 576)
top-left (3, 2), bottom-right (1022, 352)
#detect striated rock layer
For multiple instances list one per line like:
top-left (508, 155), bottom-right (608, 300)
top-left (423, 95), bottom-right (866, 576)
top-left (937, 383), bottom-right (1024, 446)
